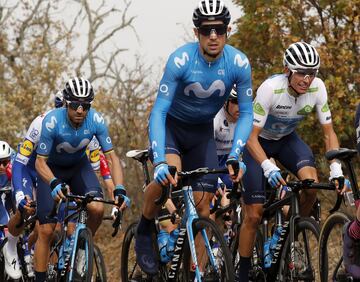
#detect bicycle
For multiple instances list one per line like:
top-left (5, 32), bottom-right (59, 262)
top-left (121, 149), bottom-right (234, 282)
top-left (242, 178), bottom-right (336, 282)
top-left (318, 148), bottom-right (359, 282)
top-left (46, 191), bottom-right (122, 282)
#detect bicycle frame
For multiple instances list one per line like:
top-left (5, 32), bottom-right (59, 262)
top-left (165, 185), bottom-right (217, 281)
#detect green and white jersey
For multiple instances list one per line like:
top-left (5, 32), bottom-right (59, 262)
top-left (253, 74), bottom-right (332, 140)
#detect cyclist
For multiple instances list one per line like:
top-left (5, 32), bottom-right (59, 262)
top-left (6, 92), bottom-right (65, 278)
top-left (237, 42), bottom-right (344, 281)
top-left (33, 77), bottom-right (128, 282)
top-left (0, 140), bottom-right (22, 280)
top-left (341, 103), bottom-right (360, 278)
top-left (135, 0), bottom-right (253, 276)
top-left (214, 86), bottom-right (239, 190)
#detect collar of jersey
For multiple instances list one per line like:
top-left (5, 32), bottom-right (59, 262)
top-left (197, 44), bottom-right (223, 67)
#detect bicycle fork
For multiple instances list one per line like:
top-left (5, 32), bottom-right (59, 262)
top-left (183, 185), bottom-right (218, 282)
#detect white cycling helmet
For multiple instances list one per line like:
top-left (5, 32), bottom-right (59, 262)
top-left (0, 141), bottom-right (11, 159)
top-left (228, 86), bottom-right (237, 101)
top-left (63, 77), bottom-right (94, 102)
top-left (193, 0), bottom-right (231, 27)
top-left (283, 42), bottom-right (320, 70)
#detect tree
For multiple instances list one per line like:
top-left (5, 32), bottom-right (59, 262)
top-left (229, 0), bottom-right (359, 154)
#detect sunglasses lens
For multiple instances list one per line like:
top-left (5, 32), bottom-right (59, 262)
top-left (199, 25), bottom-right (227, 36)
top-left (0, 159), bottom-right (9, 166)
top-left (69, 102), bottom-right (91, 110)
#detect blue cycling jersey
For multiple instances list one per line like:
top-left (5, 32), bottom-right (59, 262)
top-left (149, 42), bottom-right (253, 164)
top-left (37, 108), bottom-right (113, 166)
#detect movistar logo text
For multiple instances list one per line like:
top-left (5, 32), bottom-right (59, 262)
top-left (45, 116), bottom-right (57, 131)
top-left (184, 80), bottom-right (225, 99)
top-left (174, 52), bottom-right (189, 68)
top-left (234, 54), bottom-right (249, 69)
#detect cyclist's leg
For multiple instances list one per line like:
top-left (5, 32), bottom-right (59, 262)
top-left (34, 163), bottom-right (68, 282)
top-left (70, 156), bottom-right (104, 235)
top-left (277, 132), bottom-right (317, 217)
top-left (238, 147), bottom-right (266, 281)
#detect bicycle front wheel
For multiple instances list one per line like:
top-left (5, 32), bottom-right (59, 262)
top-left (67, 228), bottom-right (94, 282)
top-left (318, 212), bottom-right (353, 282)
top-left (121, 221), bottom-right (150, 282)
top-left (92, 244), bottom-right (107, 282)
top-left (183, 218), bottom-right (234, 281)
top-left (278, 217), bottom-right (320, 282)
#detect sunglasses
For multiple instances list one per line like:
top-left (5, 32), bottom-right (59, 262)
top-left (0, 159), bottom-right (10, 167)
top-left (198, 25), bottom-right (227, 36)
top-left (67, 101), bottom-right (91, 111)
top-left (229, 99), bottom-right (238, 104)
top-left (292, 69), bottom-right (318, 79)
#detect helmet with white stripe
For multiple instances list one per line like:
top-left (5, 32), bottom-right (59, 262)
top-left (283, 42), bottom-right (320, 70)
top-left (193, 0), bottom-right (231, 28)
top-left (63, 77), bottom-right (94, 102)
top-left (0, 141), bottom-right (11, 159)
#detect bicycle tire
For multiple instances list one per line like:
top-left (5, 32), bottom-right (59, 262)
top-left (67, 227), bottom-right (94, 282)
top-left (278, 217), bottom-right (320, 282)
top-left (120, 221), bottom-right (148, 282)
top-left (318, 212), bottom-right (353, 282)
top-left (183, 217), bottom-right (234, 281)
top-left (92, 244), bottom-right (107, 282)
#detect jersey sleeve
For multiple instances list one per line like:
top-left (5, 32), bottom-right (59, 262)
top-left (16, 115), bottom-right (43, 165)
top-left (36, 113), bottom-right (57, 157)
top-left (87, 137), bottom-right (100, 170)
top-left (100, 152), bottom-right (111, 179)
top-left (252, 80), bottom-right (272, 128)
top-left (92, 111), bottom-right (113, 153)
top-left (148, 50), bottom-right (186, 165)
top-left (229, 53), bottom-right (253, 159)
top-left (315, 79), bottom-right (332, 125)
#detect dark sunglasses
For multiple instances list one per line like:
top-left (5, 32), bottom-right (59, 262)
top-left (67, 101), bottom-right (91, 111)
top-left (198, 25), bottom-right (227, 36)
top-left (229, 99), bottom-right (238, 104)
top-left (0, 159), bottom-right (10, 167)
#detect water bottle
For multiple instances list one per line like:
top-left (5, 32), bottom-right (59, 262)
top-left (263, 238), bottom-right (272, 268)
top-left (167, 228), bottom-right (179, 254)
top-left (157, 230), bottom-right (170, 263)
top-left (269, 226), bottom-right (282, 252)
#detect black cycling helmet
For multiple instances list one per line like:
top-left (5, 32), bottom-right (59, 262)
top-left (228, 86), bottom-right (237, 101)
top-left (193, 0), bottom-right (231, 28)
top-left (63, 77), bottom-right (94, 102)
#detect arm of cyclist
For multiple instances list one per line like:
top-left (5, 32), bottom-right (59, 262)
top-left (104, 150), bottom-right (130, 211)
top-left (148, 53), bottom-right (183, 187)
top-left (322, 123), bottom-right (346, 192)
top-left (226, 69), bottom-right (254, 182)
top-left (247, 125), bottom-right (286, 188)
top-left (35, 156), bottom-right (69, 201)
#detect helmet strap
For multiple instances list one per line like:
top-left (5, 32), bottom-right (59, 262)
top-left (224, 101), bottom-right (237, 122)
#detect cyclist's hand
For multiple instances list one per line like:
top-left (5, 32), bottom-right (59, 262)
top-left (114, 184), bottom-right (131, 211)
top-left (226, 157), bottom-right (246, 183)
top-left (50, 178), bottom-right (69, 201)
top-left (111, 206), bottom-right (119, 220)
top-left (17, 195), bottom-right (36, 217)
top-left (329, 161), bottom-right (345, 193)
top-left (154, 162), bottom-right (177, 187)
top-left (261, 159), bottom-right (286, 188)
